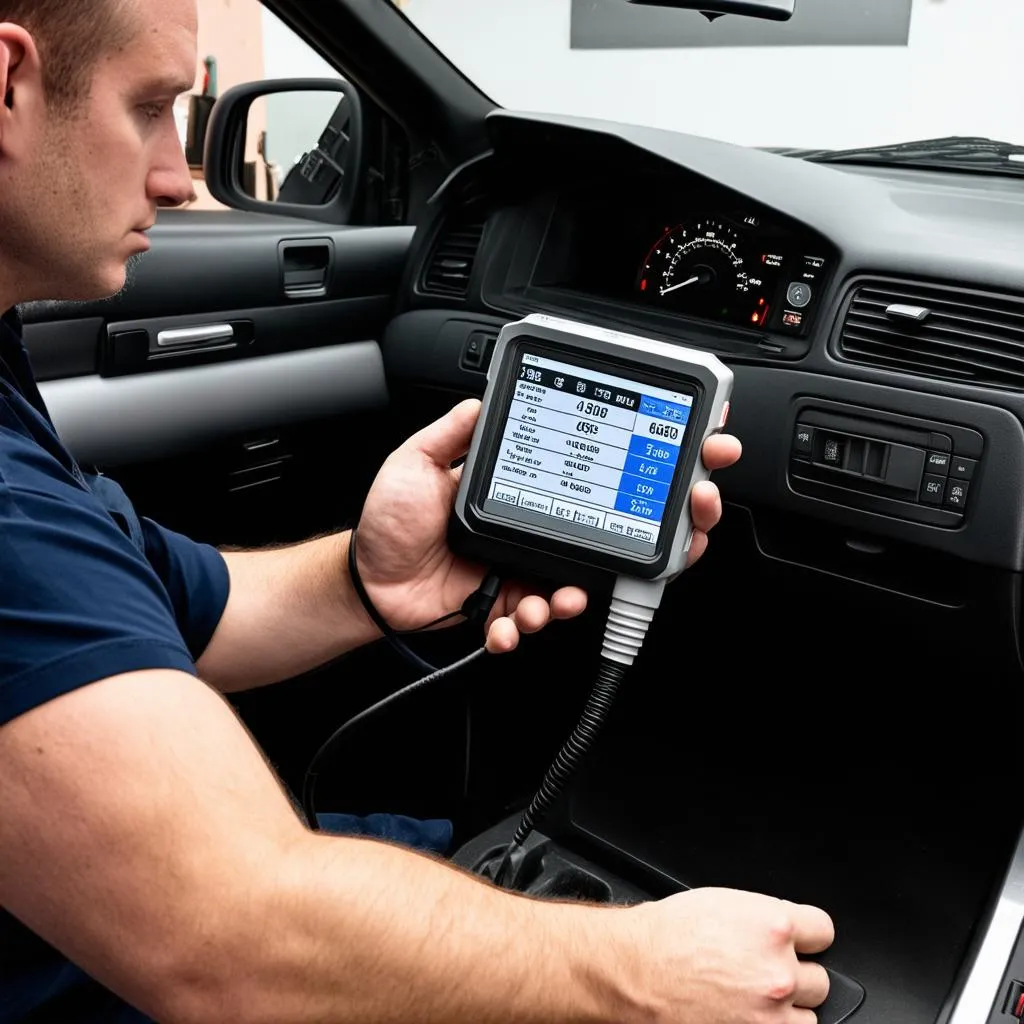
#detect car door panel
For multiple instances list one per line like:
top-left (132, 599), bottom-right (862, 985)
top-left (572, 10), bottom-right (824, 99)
top-left (23, 211), bottom-right (412, 381)
top-left (21, 208), bottom-right (413, 552)
top-left (40, 341), bottom-right (387, 468)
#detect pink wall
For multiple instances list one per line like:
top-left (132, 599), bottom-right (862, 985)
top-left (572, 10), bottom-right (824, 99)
top-left (181, 0), bottom-right (266, 209)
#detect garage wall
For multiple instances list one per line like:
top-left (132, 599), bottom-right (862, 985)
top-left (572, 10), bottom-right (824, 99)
top-left (383, 0), bottom-right (1024, 152)
top-left (183, 0), bottom-right (267, 209)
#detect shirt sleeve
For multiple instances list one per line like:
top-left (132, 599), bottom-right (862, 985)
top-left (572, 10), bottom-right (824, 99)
top-left (0, 433), bottom-right (201, 728)
top-left (140, 518), bottom-right (230, 661)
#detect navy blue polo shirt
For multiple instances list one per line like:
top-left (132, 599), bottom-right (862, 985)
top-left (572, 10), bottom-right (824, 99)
top-left (0, 309), bottom-right (231, 1022)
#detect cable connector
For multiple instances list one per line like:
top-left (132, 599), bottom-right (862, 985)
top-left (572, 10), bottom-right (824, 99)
top-left (460, 572), bottom-right (503, 627)
top-left (600, 576), bottom-right (666, 667)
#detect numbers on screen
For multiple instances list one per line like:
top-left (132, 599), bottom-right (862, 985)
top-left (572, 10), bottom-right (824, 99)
top-left (576, 401), bottom-right (609, 419)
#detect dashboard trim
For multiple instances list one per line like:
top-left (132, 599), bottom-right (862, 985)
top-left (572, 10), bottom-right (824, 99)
top-left (947, 822), bottom-right (1024, 1023)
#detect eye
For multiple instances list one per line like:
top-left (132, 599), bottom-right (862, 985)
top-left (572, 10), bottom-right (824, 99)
top-left (138, 102), bottom-right (168, 121)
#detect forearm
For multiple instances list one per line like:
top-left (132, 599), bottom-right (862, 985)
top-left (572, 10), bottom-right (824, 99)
top-left (173, 834), bottom-right (640, 1024)
top-left (197, 531), bottom-right (380, 692)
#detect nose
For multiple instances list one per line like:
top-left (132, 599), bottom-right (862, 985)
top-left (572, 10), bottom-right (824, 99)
top-left (148, 123), bottom-right (199, 208)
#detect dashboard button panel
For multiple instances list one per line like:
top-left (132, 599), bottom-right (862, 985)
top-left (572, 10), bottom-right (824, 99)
top-left (951, 456), bottom-right (977, 480)
top-left (821, 434), bottom-right (845, 467)
top-left (945, 479), bottom-right (970, 509)
top-left (920, 475), bottom-right (946, 506)
top-left (793, 423), bottom-right (814, 456)
top-left (788, 401), bottom-right (984, 528)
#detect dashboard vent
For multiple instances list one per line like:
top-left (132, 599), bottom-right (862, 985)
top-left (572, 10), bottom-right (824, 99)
top-left (838, 280), bottom-right (1024, 391)
top-left (421, 209), bottom-right (487, 298)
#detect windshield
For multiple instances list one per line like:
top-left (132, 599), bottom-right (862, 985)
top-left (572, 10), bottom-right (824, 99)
top-left (390, 0), bottom-right (1020, 155)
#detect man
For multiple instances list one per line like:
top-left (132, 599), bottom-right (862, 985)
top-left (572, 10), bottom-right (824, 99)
top-left (0, 0), bottom-right (835, 1021)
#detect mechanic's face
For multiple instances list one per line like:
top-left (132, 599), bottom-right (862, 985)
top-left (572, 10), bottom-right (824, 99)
top-left (0, 0), bottom-right (197, 304)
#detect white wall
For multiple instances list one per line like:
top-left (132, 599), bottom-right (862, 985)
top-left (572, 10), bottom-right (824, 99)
top-left (393, 0), bottom-right (1024, 151)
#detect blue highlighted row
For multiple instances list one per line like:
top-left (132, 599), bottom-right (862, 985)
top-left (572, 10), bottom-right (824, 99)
top-left (639, 396), bottom-right (691, 424)
top-left (623, 453), bottom-right (675, 483)
top-left (614, 492), bottom-right (667, 522)
top-left (617, 474), bottom-right (671, 504)
top-left (627, 434), bottom-right (682, 464)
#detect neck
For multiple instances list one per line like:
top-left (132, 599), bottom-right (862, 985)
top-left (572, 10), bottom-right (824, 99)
top-left (0, 261), bottom-right (33, 315)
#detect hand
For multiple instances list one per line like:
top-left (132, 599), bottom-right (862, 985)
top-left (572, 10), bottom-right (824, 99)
top-left (616, 888), bottom-right (834, 1024)
top-left (353, 399), bottom-right (741, 654)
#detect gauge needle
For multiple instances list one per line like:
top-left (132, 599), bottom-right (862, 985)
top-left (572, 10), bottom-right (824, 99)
top-left (660, 275), bottom-right (700, 296)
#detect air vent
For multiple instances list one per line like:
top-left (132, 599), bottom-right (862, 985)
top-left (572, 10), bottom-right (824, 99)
top-left (421, 210), bottom-right (486, 298)
top-left (838, 280), bottom-right (1024, 391)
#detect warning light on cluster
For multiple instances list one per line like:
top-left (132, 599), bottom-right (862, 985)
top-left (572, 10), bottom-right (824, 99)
top-left (640, 279), bottom-right (647, 292)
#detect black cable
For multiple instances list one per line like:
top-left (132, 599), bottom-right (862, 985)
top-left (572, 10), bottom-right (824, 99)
top-left (303, 646), bottom-right (488, 831)
top-left (347, 530), bottom-right (440, 674)
top-left (492, 657), bottom-right (627, 888)
top-left (397, 610), bottom-right (463, 634)
top-left (346, 529), bottom-right (503, 674)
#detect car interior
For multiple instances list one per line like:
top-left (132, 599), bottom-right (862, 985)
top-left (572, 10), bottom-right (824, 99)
top-left (20, 1), bottom-right (1024, 1021)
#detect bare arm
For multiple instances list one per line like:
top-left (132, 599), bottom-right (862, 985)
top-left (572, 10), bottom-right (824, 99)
top-left (0, 671), bottom-right (833, 1024)
top-left (0, 669), bottom-right (625, 1024)
top-left (197, 531), bottom-right (380, 692)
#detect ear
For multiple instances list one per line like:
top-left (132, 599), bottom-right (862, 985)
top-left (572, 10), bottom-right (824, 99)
top-left (0, 43), bottom-right (10, 107)
top-left (0, 24), bottom-right (45, 160)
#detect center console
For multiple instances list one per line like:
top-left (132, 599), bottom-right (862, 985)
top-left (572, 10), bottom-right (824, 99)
top-left (453, 814), bottom-right (867, 1024)
top-left (445, 554), bottom-right (1024, 1024)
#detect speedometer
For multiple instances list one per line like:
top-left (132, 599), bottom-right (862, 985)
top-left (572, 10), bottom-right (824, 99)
top-left (638, 219), bottom-right (769, 327)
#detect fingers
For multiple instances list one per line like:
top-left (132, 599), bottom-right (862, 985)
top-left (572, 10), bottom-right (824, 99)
top-left (702, 432), bottom-right (742, 470)
top-left (486, 617), bottom-right (519, 654)
top-left (787, 1010), bottom-right (820, 1024)
top-left (690, 481), bottom-right (723, 534)
top-left (785, 901), bottom-right (836, 955)
top-left (485, 586), bottom-right (541, 655)
top-left (484, 587), bottom-right (589, 655)
top-left (794, 961), bottom-right (830, 1010)
top-left (687, 480), bottom-right (721, 568)
top-left (409, 399), bottom-right (482, 467)
top-left (685, 529), bottom-right (708, 567)
top-left (550, 586), bottom-right (588, 620)
top-left (513, 595), bottom-right (552, 634)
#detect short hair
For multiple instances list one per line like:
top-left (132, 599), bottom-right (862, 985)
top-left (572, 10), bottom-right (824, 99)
top-left (0, 0), bottom-right (134, 112)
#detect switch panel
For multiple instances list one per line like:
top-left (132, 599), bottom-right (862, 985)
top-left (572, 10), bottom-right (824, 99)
top-left (460, 330), bottom-right (498, 373)
top-left (788, 402), bottom-right (984, 528)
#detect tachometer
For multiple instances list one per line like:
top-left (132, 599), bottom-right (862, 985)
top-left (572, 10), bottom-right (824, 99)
top-left (638, 219), bottom-right (767, 326)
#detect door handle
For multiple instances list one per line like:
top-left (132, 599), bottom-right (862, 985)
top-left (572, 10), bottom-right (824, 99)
top-left (153, 323), bottom-right (236, 352)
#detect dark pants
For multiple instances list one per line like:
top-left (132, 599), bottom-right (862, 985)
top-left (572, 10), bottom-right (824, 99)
top-left (316, 812), bottom-right (453, 855)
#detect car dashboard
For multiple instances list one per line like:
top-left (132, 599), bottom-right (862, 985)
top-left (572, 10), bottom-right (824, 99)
top-left (383, 110), bottom-right (1024, 1024)
top-left (389, 110), bottom-right (1024, 571)
top-left (486, 174), bottom-right (834, 344)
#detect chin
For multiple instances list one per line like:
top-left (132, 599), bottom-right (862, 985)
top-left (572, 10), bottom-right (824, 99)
top-left (74, 262), bottom-right (133, 302)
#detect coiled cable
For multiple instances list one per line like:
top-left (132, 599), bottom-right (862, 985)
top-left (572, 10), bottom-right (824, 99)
top-left (491, 576), bottom-right (665, 889)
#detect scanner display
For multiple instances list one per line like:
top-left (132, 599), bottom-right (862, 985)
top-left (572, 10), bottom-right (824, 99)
top-left (482, 350), bottom-right (695, 556)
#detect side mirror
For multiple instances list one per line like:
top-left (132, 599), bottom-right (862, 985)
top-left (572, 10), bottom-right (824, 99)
top-left (203, 78), bottom-right (365, 224)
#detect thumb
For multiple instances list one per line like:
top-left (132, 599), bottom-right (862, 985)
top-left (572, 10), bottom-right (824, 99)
top-left (410, 399), bottom-right (483, 467)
